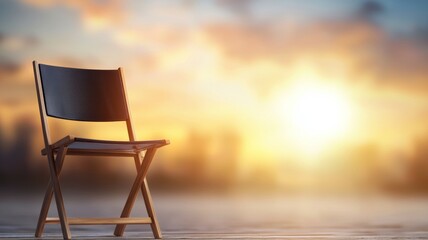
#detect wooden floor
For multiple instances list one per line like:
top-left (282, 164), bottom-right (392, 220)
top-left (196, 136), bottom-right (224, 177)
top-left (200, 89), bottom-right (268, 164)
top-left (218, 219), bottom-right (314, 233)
top-left (1, 191), bottom-right (428, 239)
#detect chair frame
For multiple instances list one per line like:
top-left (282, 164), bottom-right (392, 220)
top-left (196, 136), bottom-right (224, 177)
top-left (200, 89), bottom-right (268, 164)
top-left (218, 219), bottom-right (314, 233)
top-left (32, 61), bottom-right (168, 239)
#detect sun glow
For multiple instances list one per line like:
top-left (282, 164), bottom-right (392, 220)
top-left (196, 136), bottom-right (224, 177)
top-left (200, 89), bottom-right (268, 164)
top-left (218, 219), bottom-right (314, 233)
top-left (279, 81), bottom-right (353, 158)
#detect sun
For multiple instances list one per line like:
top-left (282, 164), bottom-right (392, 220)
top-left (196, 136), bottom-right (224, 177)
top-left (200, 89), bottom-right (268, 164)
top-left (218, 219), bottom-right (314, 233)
top-left (279, 82), bottom-right (353, 157)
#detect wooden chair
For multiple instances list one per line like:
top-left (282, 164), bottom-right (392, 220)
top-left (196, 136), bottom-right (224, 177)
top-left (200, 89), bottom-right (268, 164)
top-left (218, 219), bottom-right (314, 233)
top-left (32, 61), bottom-right (169, 239)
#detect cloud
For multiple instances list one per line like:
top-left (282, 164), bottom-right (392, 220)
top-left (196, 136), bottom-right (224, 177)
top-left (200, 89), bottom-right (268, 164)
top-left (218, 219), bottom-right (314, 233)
top-left (21, 0), bottom-right (126, 30)
top-left (113, 25), bottom-right (190, 50)
top-left (21, 0), bottom-right (192, 50)
top-left (356, 0), bottom-right (384, 21)
top-left (216, 0), bottom-right (254, 18)
top-left (70, 0), bottom-right (126, 30)
top-left (205, 2), bottom-right (386, 63)
top-left (414, 25), bottom-right (428, 44)
top-left (0, 61), bottom-right (22, 81)
top-left (203, 18), bottom-right (383, 97)
top-left (203, 1), bottom-right (428, 96)
top-left (21, 0), bottom-right (56, 8)
top-left (0, 33), bottom-right (38, 51)
top-left (18, 0), bottom-right (428, 96)
top-left (204, 23), bottom-right (284, 62)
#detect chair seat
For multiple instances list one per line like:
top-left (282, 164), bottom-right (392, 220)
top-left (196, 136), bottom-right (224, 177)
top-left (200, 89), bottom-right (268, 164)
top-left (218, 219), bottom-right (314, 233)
top-left (42, 137), bottom-right (169, 156)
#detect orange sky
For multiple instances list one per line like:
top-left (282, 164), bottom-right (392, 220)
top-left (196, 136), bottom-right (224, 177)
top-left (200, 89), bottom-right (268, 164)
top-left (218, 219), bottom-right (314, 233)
top-left (1, 0), bottom-right (428, 192)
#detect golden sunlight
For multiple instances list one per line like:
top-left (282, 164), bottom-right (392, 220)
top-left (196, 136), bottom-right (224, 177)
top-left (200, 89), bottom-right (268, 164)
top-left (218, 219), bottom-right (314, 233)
top-left (278, 81), bottom-right (353, 159)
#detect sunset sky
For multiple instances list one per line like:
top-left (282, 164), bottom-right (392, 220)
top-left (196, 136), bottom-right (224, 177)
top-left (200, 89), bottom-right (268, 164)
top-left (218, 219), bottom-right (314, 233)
top-left (1, 0), bottom-right (428, 192)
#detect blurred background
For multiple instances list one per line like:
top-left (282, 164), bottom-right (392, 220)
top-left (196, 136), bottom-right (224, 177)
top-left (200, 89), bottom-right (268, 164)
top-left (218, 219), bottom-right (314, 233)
top-left (1, 0), bottom-right (428, 197)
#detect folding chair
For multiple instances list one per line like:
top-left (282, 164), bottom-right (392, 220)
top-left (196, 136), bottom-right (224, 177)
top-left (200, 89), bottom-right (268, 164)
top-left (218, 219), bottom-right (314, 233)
top-left (32, 61), bottom-right (169, 239)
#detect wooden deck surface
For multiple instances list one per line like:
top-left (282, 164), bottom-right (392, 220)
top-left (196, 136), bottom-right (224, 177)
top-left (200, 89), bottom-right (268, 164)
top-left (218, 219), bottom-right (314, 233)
top-left (1, 191), bottom-right (428, 239)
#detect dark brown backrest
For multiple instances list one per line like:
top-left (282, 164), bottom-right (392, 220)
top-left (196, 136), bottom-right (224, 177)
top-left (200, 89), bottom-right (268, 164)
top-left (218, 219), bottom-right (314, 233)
top-left (37, 63), bottom-right (129, 121)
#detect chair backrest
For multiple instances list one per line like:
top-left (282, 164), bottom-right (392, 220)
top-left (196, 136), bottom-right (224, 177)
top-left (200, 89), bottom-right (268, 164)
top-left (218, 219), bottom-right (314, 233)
top-left (36, 63), bottom-right (129, 121)
top-left (33, 61), bottom-right (136, 146)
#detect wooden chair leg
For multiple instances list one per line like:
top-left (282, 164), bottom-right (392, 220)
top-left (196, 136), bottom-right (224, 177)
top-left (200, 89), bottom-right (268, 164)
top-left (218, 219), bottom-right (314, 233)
top-left (35, 148), bottom-right (66, 237)
top-left (114, 148), bottom-right (157, 237)
top-left (35, 148), bottom-right (67, 237)
top-left (47, 147), bottom-right (71, 239)
top-left (142, 179), bottom-right (162, 239)
top-left (35, 186), bottom-right (54, 238)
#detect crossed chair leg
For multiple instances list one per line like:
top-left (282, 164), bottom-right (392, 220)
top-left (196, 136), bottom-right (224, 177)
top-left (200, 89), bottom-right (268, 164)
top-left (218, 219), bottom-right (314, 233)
top-left (35, 147), bottom-right (162, 240)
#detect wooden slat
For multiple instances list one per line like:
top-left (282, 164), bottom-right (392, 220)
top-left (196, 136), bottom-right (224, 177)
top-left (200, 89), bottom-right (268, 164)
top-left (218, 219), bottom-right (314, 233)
top-left (74, 137), bottom-right (169, 145)
top-left (65, 150), bottom-right (138, 157)
top-left (45, 150), bottom-right (137, 157)
top-left (46, 217), bottom-right (152, 225)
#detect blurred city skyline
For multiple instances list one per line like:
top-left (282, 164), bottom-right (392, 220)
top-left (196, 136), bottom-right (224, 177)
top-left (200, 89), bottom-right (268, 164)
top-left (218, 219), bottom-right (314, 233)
top-left (1, 0), bottom-right (428, 194)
